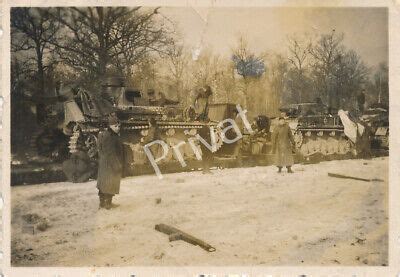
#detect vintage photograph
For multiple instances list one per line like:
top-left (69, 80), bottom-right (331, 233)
top-left (9, 6), bottom-right (388, 267)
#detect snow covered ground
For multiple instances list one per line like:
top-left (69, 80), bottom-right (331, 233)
top-left (11, 157), bottom-right (388, 266)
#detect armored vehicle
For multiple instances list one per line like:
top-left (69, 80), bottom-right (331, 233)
top-left (208, 103), bottom-right (272, 161)
top-left (360, 105), bottom-right (389, 150)
top-left (62, 77), bottom-right (222, 182)
top-left (280, 103), bottom-right (356, 158)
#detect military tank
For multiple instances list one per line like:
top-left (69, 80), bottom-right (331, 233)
top-left (360, 104), bottom-right (389, 150)
top-left (240, 115), bottom-right (272, 156)
top-left (207, 103), bottom-right (273, 167)
top-left (280, 103), bottom-right (356, 158)
top-left (62, 77), bottom-right (222, 182)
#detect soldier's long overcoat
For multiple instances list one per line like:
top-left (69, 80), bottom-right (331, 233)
top-left (271, 123), bottom-right (295, 167)
top-left (96, 129), bottom-right (124, 195)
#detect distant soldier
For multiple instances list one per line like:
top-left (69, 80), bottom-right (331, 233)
top-left (271, 117), bottom-right (296, 173)
top-left (314, 97), bottom-right (329, 115)
top-left (97, 116), bottom-right (124, 209)
top-left (193, 85), bottom-right (212, 121)
top-left (146, 117), bottom-right (160, 142)
top-left (147, 89), bottom-right (157, 106)
top-left (357, 91), bottom-right (366, 114)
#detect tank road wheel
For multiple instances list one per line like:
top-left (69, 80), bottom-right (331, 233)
top-left (306, 138), bottom-right (315, 156)
top-left (68, 127), bottom-right (80, 154)
top-left (293, 131), bottom-right (303, 149)
top-left (338, 138), bottom-right (351, 155)
top-left (299, 137), bottom-right (310, 156)
top-left (180, 128), bottom-right (197, 160)
top-left (165, 137), bottom-right (179, 163)
top-left (326, 137), bottom-right (338, 155)
top-left (307, 137), bottom-right (318, 155)
top-left (131, 143), bottom-right (147, 165)
top-left (85, 134), bottom-right (98, 160)
top-left (322, 139), bottom-right (329, 155)
top-left (315, 137), bottom-right (322, 154)
top-left (316, 137), bottom-right (328, 155)
top-left (213, 126), bottom-right (224, 152)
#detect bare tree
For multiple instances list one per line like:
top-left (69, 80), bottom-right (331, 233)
top-left (191, 48), bottom-right (220, 87)
top-left (113, 8), bottom-right (174, 77)
top-left (164, 42), bottom-right (190, 101)
top-left (130, 54), bottom-right (159, 92)
top-left (309, 30), bottom-right (345, 107)
top-left (373, 62), bottom-right (388, 105)
top-left (52, 7), bottom-right (172, 83)
top-left (11, 7), bottom-right (60, 123)
top-left (307, 30), bottom-right (370, 111)
top-left (333, 50), bottom-right (369, 109)
top-left (287, 35), bottom-right (311, 102)
top-left (268, 54), bottom-right (289, 111)
top-left (287, 35), bottom-right (310, 73)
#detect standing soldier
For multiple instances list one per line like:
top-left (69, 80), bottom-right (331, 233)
top-left (97, 116), bottom-right (124, 209)
top-left (357, 90), bottom-right (366, 115)
top-left (271, 117), bottom-right (296, 173)
top-left (193, 85), bottom-right (212, 121)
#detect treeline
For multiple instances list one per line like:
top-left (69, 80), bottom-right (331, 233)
top-left (144, 31), bottom-right (388, 118)
top-left (11, 7), bottom-right (388, 122)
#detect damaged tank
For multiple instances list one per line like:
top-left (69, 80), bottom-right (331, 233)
top-left (208, 103), bottom-right (273, 166)
top-left (241, 115), bottom-right (272, 156)
top-left (280, 102), bottom-right (358, 158)
top-left (360, 104), bottom-right (388, 151)
top-left (62, 77), bottom-right (222, 182)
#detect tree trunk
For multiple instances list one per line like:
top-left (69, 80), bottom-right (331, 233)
top-left (35, 46), bottom-right (46, 124)
top-left (98, 52), bottom-right (108, 78)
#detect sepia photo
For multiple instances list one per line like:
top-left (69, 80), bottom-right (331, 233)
top-left (6, 3), bottom-right (392, 273)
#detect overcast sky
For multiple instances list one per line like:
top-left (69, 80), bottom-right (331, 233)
top-left (160, 7), bottom-right (388, 68)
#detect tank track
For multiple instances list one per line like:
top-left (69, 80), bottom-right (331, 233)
top-left (68, 127), bottom-right (80, 154)
top-left (67, 121), bottom-right (224, 166)
top-left (294, 129), bottom-right (353, 157)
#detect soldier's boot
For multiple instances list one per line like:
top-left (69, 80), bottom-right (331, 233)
top-left (277, 166), bottom-right (282, 173)
top-left (287, 166), bottom-right (294, 173)
top-left (105, 196), bottom-right (120, 210)
top-left (99, 196), bottom-right (107, 209)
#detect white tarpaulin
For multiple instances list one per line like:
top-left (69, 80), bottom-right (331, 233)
top-left (338, 109), bottom-right (364, 144)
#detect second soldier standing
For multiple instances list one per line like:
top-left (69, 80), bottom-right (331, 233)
top-left (271, 117), bottom-right (296, 173)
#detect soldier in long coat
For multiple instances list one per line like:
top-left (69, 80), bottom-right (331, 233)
top-left (271, 117), bottom-right (295, 173)
top-left (97, 117), bottom-right (124, 209)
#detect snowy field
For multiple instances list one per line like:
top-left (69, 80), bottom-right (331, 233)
top-left (11, 157), bottom-right (388, 266)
